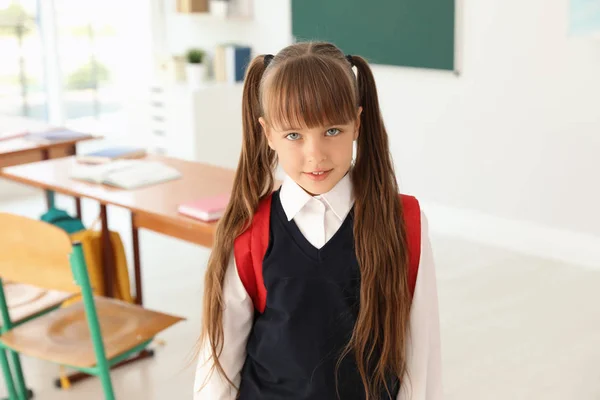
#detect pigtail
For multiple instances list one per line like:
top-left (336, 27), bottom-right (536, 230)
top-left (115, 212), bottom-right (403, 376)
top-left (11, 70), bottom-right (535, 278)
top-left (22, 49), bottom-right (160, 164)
top-left (239, 55), bottom-right (278, 213)
top-left (341, 55), bottom-right (411, 399)
top-left (196, 55), bottom-right (276, 391)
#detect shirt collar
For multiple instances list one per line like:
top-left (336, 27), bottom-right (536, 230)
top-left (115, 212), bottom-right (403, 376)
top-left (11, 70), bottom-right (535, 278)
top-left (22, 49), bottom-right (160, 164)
top-left (279, 171), bottom-right (354, 222)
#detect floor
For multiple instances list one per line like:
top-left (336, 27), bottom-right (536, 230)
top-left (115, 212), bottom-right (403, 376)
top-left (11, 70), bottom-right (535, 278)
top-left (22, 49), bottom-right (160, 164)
top-left (1, 190), bottom-right (599, 399)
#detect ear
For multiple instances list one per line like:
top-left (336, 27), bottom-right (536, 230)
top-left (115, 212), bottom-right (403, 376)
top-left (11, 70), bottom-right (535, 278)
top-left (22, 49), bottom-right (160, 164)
top-left (354, 107), bottom-right (363, 140)
top-left (259, 117), bottom-right (275, 149)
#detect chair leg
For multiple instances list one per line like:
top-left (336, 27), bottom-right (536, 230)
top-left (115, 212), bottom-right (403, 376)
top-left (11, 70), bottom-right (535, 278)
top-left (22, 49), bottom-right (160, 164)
top-left (98, 365), bottom-right (116, 400)
top-left (0, 348), bottom-right (17, 400)
top-left (8, 351), bottom-right (27, 400)
top-left (71, 242), bottom-right (115, 399)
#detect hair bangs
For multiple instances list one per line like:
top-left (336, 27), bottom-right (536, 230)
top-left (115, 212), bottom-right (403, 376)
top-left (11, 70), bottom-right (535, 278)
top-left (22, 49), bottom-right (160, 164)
top-left (262, 56), bottom-right (358, 131)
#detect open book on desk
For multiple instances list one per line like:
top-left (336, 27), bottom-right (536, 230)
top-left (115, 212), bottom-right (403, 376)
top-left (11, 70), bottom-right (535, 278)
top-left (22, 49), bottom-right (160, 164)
top-left (69, 160), bottom-right (181, 189)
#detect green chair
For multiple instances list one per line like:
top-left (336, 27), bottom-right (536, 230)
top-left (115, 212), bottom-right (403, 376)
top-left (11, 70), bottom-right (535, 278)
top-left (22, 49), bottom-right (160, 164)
top-left (0, 213), bottom-right (184, 400)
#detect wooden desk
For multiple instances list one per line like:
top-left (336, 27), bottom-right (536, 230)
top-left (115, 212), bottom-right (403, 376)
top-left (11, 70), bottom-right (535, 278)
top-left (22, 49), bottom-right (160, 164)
top-left (0, 137), bottom-right (92, 169)
top-left (0, 155), bottom-right (236, 303)
top-left (0, 114), bottom-right (97, 169)
top-left (0, 130), bottom-right (98, 215)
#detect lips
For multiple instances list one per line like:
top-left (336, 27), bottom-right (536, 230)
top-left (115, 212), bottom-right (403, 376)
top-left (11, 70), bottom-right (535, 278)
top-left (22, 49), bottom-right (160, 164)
top-left (303, 169), bottom-right (332, 181)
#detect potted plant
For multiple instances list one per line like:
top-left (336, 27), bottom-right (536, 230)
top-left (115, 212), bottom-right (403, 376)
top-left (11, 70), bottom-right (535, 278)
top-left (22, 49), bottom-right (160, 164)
top-left (186, 48), bottom-right (206, 88)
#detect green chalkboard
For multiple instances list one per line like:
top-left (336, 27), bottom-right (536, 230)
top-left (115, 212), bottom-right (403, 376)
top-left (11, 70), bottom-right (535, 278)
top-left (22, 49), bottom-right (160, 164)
top-left (291, 0), bottom-right (455, 71)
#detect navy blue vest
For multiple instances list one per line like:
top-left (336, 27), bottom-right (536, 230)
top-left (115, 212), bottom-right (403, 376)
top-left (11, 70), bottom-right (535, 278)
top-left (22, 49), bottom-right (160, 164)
top-left (238, 189), bottom-right (399, 399)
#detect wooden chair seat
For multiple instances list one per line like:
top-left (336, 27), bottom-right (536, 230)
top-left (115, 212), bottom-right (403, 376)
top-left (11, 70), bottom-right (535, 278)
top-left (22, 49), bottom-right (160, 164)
top-left (0, 282), bottom-right (75, 327)
top-left (0, 296), bottom-right (184, 368)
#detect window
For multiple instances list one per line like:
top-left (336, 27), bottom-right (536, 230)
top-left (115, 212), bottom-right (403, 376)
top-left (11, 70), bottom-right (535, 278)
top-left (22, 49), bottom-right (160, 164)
top-left (0, 0), bottom-right (47, 121)
top-left (55, 0), bottom-right (122, 128)
top-left (1, 0), bottom-right (153, 137)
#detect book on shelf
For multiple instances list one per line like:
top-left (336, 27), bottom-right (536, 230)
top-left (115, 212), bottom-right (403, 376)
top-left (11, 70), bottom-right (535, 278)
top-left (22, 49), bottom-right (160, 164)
top-left (76, 146), bottom-right (147, 164)
top-left (214, 43), bottom-right (252, 83)
top-left (177, 193), bottom-right (231, 222)
top-left (69, 159), bottom-right (181, 190)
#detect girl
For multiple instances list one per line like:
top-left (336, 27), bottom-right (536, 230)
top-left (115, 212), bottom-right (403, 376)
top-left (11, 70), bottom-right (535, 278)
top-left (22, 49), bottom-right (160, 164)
top-left (194, 42), bottom-right (442, 400)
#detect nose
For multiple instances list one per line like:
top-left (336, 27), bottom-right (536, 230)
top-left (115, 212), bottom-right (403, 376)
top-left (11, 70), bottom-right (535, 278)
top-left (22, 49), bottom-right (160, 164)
top-left (304, 137), bottom-right (327, 165)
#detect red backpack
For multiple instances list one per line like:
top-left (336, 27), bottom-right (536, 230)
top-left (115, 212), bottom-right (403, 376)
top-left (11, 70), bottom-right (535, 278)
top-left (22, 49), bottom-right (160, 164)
top-left (233, 194), bottom-right (421, 313)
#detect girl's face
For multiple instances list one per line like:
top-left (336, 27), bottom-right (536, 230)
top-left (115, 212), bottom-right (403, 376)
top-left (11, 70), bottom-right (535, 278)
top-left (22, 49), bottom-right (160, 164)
top-left (259, 108), bottom-right (362, 196)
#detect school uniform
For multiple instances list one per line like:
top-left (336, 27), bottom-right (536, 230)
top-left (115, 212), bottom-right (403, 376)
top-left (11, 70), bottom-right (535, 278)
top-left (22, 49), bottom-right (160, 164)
top-left (194, 173), bottom-right (443, 399)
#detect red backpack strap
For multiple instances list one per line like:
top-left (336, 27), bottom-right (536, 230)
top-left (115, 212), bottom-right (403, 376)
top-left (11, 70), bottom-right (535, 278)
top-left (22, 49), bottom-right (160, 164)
top-left (233, 194), bottom-right (272, 313)
top-left (399, 194), bottom-right (421, 298)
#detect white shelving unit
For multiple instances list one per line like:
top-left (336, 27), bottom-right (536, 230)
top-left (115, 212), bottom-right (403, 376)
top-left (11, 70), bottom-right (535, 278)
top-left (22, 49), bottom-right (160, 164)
top-left (146, 81), bottom-right (244, 168)
top-left (148, 84), bottom-right (169, 155)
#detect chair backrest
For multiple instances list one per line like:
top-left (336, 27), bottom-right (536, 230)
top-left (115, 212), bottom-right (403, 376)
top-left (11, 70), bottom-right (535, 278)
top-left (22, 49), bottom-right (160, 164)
top-left (0, 213), bottom-right (80, 293)
top-left (0, 213), bottom-right (112, 377)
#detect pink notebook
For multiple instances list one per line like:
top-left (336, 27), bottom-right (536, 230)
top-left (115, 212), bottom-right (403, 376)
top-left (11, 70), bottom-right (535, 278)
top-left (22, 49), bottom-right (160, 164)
top-left (178, 193), bottom-right (231, 222)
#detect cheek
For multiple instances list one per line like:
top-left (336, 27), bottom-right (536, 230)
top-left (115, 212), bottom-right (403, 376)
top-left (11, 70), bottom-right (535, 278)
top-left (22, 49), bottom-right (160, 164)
top-left (331, 137), bottom-right (354, 161)
top-left (274, 143), bottom-right (302, 166)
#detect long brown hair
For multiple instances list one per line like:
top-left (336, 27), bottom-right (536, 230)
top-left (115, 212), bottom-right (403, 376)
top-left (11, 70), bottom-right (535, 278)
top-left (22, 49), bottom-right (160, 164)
top-left (199, 42), bottom-right (411, 399)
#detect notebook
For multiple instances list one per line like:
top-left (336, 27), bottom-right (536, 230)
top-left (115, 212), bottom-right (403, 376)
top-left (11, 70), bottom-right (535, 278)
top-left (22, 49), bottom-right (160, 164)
top-left (76, 146), bottom-right (147, 164)
top-left (26, 128), bottom-right (92, 143)
top-left (178, 193), bottom-right (231, 222)
top-left (69, 160), bottom-right (181, 189)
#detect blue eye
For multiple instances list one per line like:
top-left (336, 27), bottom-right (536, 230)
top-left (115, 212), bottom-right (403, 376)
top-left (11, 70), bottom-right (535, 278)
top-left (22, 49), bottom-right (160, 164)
top-left (326, 128), bottom-right (341, 136)
top-left (285, 132), bottom-right (301, 141)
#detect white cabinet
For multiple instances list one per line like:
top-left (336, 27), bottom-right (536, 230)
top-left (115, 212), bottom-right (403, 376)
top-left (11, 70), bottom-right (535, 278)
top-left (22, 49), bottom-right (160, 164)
top-left (151, 82), bottom-right (244, 169)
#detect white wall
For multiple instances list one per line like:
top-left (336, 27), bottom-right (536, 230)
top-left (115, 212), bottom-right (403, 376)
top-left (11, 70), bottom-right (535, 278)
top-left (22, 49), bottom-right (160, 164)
top-left (165, 0), bottom-right (600, 265)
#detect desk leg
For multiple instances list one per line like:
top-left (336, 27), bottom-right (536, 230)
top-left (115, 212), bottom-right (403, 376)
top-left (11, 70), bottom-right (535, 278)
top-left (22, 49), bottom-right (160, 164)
top-left (100, 204), bottom-right (115, 298)
top-left (68, 145), bottom-right (83, 219)
top-left (75, 198), bottom-right (82, 220)
top-left (40, 149), bottom-right (56, 210)
top-left (131, 213), bottom-right (143, 306)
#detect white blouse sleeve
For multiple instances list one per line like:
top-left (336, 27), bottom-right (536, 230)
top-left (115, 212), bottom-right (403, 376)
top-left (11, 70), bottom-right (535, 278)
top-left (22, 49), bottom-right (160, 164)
top-left (397, 211), bottom-right (444, 400)
top-left (194, 250), bottom-right (254, 400)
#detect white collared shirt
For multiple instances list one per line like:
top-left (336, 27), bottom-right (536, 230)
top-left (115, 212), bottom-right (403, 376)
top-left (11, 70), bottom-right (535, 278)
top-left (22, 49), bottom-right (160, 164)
top-left (194, 173), bottom-right (443, 400)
